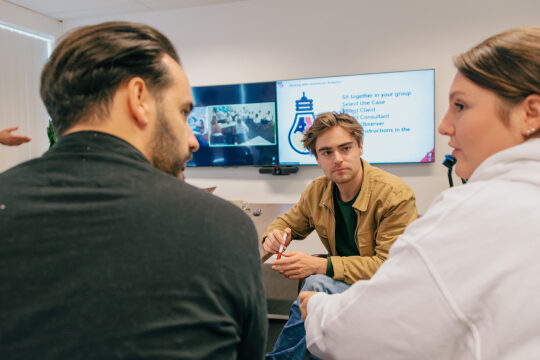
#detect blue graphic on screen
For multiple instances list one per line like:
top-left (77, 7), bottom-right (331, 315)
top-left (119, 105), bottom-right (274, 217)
top-left (289, 92), bottom-right (315, 155)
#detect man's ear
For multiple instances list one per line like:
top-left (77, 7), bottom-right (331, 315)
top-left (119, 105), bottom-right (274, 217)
top-left (126, 77), bottom-right (153, 129)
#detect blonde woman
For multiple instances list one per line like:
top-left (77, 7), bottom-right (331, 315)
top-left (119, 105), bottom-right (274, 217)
top-left (301, 26), bottom-right (540, 360)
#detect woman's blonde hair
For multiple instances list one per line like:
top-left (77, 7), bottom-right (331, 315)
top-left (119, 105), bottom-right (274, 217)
top-left (455, 26), bottom-right (540, 127)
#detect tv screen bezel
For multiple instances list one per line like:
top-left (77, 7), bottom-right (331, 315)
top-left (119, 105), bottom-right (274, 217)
top-left (187, 81), bottom-right (279, 167)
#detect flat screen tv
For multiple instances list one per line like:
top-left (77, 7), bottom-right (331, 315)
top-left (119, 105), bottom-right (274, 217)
top-left (275, 69), bottom-right (435, 165)
top-left (187, 81), bottom-right (278, 167)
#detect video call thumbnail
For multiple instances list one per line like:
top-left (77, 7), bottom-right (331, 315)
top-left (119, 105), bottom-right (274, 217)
top-left (187, 82), bottom-right (278, 167)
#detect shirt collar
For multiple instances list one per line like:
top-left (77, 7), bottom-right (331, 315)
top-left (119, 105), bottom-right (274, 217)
top-left (48, 131), bottom-right (149, 164)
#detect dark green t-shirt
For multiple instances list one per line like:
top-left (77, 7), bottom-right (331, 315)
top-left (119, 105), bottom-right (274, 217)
top-left (327, 185), bottom-right (361, 276)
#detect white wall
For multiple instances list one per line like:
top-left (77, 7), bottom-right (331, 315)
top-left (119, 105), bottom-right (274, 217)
top-left (0, 0), bottom-right (61, 37)
top-left (61, 0), bottom-right (540, 213)
top-left (0, 1), bottom-right (62, 173)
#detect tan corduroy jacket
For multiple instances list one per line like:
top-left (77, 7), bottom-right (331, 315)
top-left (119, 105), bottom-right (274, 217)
top-left (262, 160), bottom-right (417, 285)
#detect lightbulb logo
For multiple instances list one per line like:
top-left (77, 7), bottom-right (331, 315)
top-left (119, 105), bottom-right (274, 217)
top-left (289, 92), bottom-right (315, 154)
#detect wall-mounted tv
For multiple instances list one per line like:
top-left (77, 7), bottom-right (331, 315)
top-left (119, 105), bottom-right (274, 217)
top-left (187, 81), bottom-right (278, 167)
top-left (276, 69), bottom-right (435, 165)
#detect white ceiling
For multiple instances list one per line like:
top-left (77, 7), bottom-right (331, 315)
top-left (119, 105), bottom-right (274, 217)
top-left (6, 0), bottom-right (250, 21)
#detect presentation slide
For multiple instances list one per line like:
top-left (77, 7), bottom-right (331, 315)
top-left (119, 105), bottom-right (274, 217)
top-left (276, 69), bottom-right (435, 165)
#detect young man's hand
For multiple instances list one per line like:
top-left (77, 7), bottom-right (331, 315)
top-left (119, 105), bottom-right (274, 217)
top-left (272, 251), bottom-right (327, 279)
top-left (263, 227), bottom-right (291, 253)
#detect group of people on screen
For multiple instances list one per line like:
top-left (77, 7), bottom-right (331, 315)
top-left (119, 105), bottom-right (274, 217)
top-left (189, 105), bottom-right (275, 147)
top-left (1, 20), bottom-right (539, 360)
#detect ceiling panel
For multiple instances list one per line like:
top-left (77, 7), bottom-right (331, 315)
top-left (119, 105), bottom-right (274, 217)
top-left (6, 0), bottom-right (251, 20)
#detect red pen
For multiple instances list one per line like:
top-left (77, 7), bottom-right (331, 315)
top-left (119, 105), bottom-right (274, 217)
top-left (277, 233), bottom-right (287, 260)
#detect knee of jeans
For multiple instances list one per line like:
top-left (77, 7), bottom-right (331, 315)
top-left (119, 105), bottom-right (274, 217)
top-left (300, 274), bottom-right (334, 292)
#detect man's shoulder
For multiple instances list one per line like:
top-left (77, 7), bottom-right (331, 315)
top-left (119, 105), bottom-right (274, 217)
top-left (303, 176), bottom-right (332, 196)
top-left (139, 175), bottom-right (256, 241)
top-left (365, 163), bottom-right (414, 198)
top-left (0, 156), bottom-right (44, 185)
top-left (308, 175), bottom-right (332, 188)
top-left (152, 176), bottom-right (248, 217)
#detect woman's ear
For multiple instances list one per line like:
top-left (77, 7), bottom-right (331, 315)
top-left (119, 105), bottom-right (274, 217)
top-left (127, 77), bottom-right (152, 129)
top-left (522, 94), bottom-right (540, 137)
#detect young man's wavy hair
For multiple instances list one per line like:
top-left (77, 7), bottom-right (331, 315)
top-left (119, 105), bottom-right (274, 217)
top-left (40, 21), bottom-right (179, 136)
top-left (302, 112), bottom-right (364, 158)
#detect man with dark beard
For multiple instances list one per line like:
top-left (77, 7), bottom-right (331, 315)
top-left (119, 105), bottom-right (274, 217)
top-left (0, 22), bottom-right (267, 359)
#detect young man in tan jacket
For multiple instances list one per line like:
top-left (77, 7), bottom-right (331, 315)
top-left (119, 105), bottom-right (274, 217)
top-left (263, 112), bottom-right (417, 359)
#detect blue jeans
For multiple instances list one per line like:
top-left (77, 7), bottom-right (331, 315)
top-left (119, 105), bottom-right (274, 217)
top-left (265, 274), bottom-right (350, 360)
